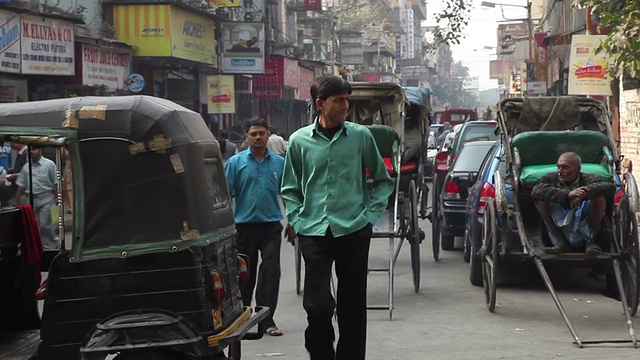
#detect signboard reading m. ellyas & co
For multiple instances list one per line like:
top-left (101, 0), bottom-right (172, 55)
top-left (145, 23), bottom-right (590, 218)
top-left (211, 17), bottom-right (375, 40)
top-left (21, 14), bottom-right (75, 75)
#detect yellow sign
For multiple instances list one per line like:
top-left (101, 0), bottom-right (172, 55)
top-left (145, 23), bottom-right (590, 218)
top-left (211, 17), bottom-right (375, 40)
top-left (207, 75), bottom-right (235, 114)
top-left (114, 4), bottom-right (172, 57)
top-left (170, 7), bottom-right (216, 65)
top-left (209, 0), bottom-right (241, 8)
top-left (568, 35), bottom-right (613, 96)
top-left (113, 5), bottom-right (216, 65)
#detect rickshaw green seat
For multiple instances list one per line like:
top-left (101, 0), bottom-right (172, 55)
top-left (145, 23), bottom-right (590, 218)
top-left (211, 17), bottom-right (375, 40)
top-left (512, 130), bottom-right (614, 186)
top-left (367, 125), bottom-right (400, 175)
top-left (520, 163), bottom-right (611, 186)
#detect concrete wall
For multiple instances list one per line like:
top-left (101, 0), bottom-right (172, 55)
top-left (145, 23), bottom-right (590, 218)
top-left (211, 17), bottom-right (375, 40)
top-left (620, 88), bottom-right (640, 166)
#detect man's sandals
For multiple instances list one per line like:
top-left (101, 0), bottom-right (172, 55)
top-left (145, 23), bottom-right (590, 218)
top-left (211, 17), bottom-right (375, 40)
top-left (265, 327), bottom-right (283, 336)
top-left (545, 240), bottom-right (603, 255)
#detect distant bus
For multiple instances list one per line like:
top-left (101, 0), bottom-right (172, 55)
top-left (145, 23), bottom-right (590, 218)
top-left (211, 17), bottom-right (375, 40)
top-left (433, 108), bottom-right (478, 126)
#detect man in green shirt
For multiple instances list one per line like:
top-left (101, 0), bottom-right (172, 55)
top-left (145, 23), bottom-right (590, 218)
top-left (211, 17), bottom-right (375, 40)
top-left (281, 75), bottom-right (393, 360)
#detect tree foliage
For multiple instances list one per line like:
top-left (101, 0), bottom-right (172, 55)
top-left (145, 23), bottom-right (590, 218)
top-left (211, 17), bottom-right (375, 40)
top-left (577, 1), bottom-right (640, 78)
top-left (429, 0), bottom-right (473, 51)
top-left (335, 1), bottom-right (378, 37)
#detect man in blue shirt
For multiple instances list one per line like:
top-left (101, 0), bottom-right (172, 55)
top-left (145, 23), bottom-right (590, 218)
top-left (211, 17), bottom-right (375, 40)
top-left (224, 118), bottom-right (287, 336)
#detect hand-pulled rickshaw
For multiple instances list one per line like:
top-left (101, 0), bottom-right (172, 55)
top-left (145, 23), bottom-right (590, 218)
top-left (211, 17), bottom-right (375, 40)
top-left (0, 96), bottom-right (267, 359)
top-left (483, 96), bottom-right (640, 347)
top-left (294, 82), bottom-right (427, 319)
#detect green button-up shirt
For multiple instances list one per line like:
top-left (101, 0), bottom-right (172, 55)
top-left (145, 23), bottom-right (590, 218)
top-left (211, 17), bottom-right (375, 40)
top-left (281, 120), bottom-right (394, 237)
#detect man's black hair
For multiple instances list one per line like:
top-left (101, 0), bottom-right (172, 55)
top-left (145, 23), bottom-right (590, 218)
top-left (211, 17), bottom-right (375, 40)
top-left (310, 75), bottom-right (352, 110)
top-left (219, 130), bottom-right (230, 139)
top-left (245, 118), bottom-right (269, 133)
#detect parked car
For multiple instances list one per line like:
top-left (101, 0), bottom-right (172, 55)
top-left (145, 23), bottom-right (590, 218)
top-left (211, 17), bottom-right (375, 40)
top-left (423, 131), bottom-right (438, 178)
top-left (432, 124), bottom-right (462, 196)
top-left (448, 121), bottom-right (499, 166)
top-left (435, 141), bottom-right (496, 251)
top-left (464, 142), bottom-right (517, 286)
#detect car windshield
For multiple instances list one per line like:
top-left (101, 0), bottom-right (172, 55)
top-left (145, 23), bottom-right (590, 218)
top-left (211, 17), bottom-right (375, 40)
top-left (461, 125), bottom-right (499, 143)
top-left (453, 143), bottom-right (495, 172)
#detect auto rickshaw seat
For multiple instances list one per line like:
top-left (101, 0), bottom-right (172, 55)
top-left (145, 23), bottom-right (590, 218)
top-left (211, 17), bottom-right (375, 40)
top-left (512, 130), bottom-right (613, 186)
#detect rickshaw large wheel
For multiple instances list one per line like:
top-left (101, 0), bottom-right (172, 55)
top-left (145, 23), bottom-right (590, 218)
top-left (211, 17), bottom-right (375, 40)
top-left (408, 180), bottom-right (421, 293)
top-left (618, 196), bottom-right (640, 316)
top-left (295, 236), bottom-right (302, 296)
top-left (624, 172), bottom-right (640, 213)
top-left (482, 201), bottom-right (498, 313)
top-left (431, 173), bottom-right (440, 261)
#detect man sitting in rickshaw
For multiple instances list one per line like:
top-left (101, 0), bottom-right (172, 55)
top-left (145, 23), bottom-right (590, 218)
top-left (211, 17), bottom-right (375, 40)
top-left (532, 152), bottom-right (615, 254)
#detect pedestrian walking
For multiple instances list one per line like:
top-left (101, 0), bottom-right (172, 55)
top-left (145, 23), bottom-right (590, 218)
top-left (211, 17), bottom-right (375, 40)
top-left (281, 75), bottom-right (394, 360)
top-left (218, 129), bottom-right (237, 164)
top-left (224, 118), bottom-right (288, 337)
top-left (14, 147), bottom-right (58, 250)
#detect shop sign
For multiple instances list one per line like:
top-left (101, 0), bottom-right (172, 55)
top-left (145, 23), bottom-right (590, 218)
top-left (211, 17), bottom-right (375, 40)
top-left (526, 81), bottom-right (547, 95)
top-left (113, 5), bottom-right (216, 65)
top-left (20, 14), bottom-right (74, 75)
top-left (304, 0), bottom-right (322, 11)
top-left (206, 75), bottom-right (235, 114)
top-left (209, 0), bottom-right (241, 8)
top-left (0, 86), bottom-right (16, 102)
top-left (82, 44), bottom-right (130, 90)
top-left (170, 6), bottom-right (216, 65)
top-left (568, 35), bottom-right (612, 96)
top-left (0, 10), bottom-right (20, 73)
top-left (221, 22), bottom-right (265, 74)
top-left (298, 67), bottom-right (314, 100)
top-left (253, 56), bottom-right (298, 99)
top-left (113, 5), bottom-right (171, 57)
top-left (239, 0), bottom-right (265, 22)
top-left (127, 73), bottom-right (145, 92)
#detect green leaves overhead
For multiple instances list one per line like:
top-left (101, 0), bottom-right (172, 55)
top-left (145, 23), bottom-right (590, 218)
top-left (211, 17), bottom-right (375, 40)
top-left (576, 0), bottom-right (640, 78)
top-left (431, 0), bottom-right (473, 50)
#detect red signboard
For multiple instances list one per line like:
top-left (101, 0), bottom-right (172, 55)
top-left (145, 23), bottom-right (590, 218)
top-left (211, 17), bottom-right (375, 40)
top-left (304, 0), bottom-right (322, 11)
top-left (361, 73), bottom-right (380, 82)
top-left (298, 67), bottom-right (314, 100)
top-left (253, 55), bottom-right (299, 99)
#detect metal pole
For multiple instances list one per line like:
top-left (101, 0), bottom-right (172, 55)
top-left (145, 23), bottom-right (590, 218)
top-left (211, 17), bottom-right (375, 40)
top-left (55, 148), bottom-right (65, 250)
top-left (27, 145), bottom-right (33, 207)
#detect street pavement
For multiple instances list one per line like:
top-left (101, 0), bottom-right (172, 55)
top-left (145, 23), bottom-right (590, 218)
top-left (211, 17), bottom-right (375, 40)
top-left (241, 218), bottom-right (640, 360)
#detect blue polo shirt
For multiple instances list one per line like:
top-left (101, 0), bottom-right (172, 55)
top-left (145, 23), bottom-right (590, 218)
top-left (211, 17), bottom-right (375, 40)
top-left (224, 148), bottom-right (285, 224)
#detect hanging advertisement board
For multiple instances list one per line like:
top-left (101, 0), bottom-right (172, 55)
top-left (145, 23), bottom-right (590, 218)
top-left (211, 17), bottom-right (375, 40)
top-left (568, 35), bottom-right (613, 96)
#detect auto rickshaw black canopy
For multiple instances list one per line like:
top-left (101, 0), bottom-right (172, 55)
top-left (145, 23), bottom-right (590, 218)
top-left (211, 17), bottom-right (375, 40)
top-left (0, 96), bottom-right (234, 262)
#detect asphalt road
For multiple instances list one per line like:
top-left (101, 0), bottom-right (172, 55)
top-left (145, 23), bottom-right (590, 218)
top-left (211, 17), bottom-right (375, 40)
top-left (241, 218), bottom-right (640, 360)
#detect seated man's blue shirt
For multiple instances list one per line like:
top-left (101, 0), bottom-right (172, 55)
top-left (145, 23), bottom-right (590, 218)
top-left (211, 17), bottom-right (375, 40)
top-left (224, 148), bottom-right (284, 224)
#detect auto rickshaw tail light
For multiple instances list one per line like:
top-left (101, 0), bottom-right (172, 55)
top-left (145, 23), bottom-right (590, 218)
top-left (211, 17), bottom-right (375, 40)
top-left (210, 271), bottom-right (225, 303)
top-left (237, 257), bottom-right (249, 283)
top-left (478, 182), bottom-right (495, 215)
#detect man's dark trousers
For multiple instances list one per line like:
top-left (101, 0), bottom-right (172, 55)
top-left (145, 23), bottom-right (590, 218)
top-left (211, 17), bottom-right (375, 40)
top-left (236, 221), bottom-right (283, 328)
top-left (299, 224), bottom-right (372, 360)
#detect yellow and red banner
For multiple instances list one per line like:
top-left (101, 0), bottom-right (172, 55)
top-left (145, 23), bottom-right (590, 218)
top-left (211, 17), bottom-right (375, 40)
top-left (113, 5), bottom-right (216, 66)
top-left (207, 75), bottom-right (235, 114)
top-left (568, 35), bottom-right (612, 96)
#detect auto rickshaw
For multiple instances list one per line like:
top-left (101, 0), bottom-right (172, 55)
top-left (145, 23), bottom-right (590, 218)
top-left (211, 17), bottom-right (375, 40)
top-left (0, 96), bottom-right (267, 359)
